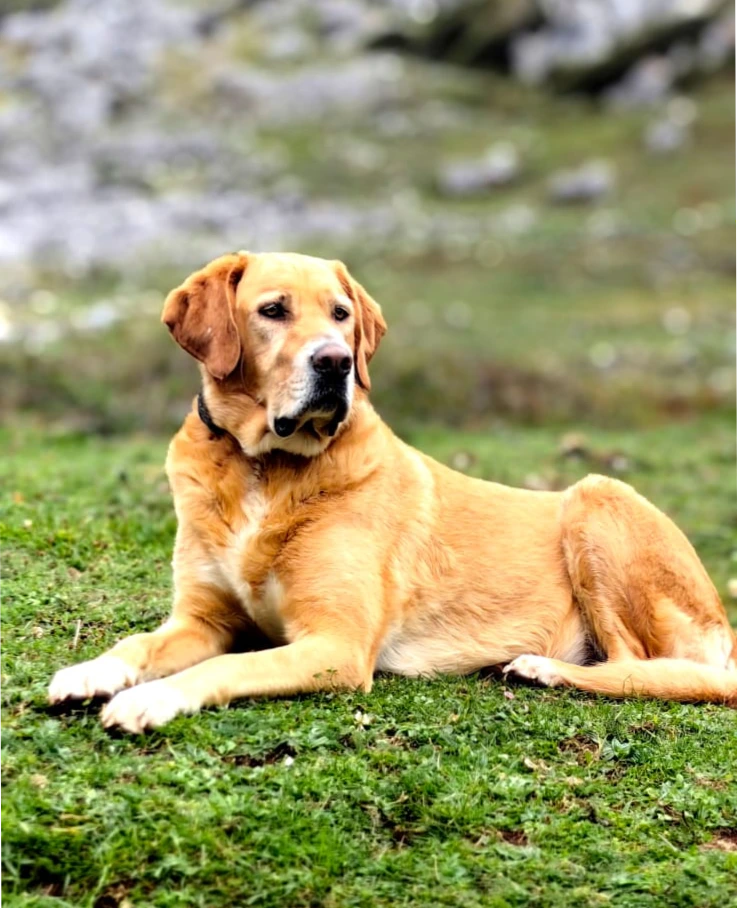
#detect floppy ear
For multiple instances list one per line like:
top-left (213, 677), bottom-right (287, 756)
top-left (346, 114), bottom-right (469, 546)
top-left (161, 253), bottom-right (248, 380)
top-left (333, 261), bottom-right (387, 391)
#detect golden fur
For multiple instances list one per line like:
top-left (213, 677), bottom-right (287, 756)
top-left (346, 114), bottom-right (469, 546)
top-left (49, 252), bottom-right (737, 731)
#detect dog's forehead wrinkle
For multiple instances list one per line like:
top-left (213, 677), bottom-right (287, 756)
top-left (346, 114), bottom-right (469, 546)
top-left (243, 256), bottom-right (343, 305)
top-left (253, 290), bottom-right (289, 304)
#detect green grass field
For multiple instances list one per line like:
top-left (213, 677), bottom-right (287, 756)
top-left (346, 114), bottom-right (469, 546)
top-left (2, 416), bottom-right (736, 908)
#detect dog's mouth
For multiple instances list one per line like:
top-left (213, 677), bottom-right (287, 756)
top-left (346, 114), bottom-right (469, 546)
top-left (272, 393), bottom-right (349, 441)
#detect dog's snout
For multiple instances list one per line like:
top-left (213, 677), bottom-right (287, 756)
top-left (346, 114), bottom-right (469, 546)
top-left (311, 344), bottom-right (352, 379)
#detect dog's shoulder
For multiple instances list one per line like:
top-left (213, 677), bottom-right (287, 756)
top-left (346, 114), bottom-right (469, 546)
top-left (165, 409), bottom-right (254, 528)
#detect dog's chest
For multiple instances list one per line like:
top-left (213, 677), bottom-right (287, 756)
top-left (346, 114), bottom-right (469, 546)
top-left (215, 482), bottom-right (286, 641)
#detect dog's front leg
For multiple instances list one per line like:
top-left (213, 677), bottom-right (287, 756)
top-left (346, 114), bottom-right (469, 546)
top-left (48, 586), bottom-right (242, 704)
top-left (101, 633), bottom-right (373, 733)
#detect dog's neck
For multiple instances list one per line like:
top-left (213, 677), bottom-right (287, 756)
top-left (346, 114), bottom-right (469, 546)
top-left (197, 390), bottom-right (227, 439)
top-left (193, 383), bottom-right (381, 474)
top-left (184, 392), bottom-right (386, 527)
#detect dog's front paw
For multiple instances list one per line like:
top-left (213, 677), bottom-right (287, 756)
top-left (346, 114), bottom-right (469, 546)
top-left (49, 656), bottom-right (138, 703)
top-left (503, 654), bottom-right (563, 688)
top-left (101, 680), bottom-right (194, 733)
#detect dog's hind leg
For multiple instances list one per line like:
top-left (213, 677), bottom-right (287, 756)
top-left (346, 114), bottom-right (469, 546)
top-left (504, 654), bottom-right (736, 705)
top-left (506, 474), bottom-right (737, 705)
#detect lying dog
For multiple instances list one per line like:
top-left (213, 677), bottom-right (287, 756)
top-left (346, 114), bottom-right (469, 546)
top-left (49, 252), bottom-right (737, 731)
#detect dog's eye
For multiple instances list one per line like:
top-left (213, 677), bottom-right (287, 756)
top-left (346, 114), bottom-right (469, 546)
top-left (259, 302), bottom-right (287, 320)
top-left (333, 306), bottom-right (350, 322)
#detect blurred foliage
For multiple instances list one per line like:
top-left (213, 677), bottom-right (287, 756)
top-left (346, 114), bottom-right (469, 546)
top-left (0, 0), bottom-right (59, 14)
top-left (2, 74), bottom-right (733, 434)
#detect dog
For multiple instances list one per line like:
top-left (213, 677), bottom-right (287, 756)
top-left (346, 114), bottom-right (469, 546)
top-left (48, 252), bottom-right (737, 731)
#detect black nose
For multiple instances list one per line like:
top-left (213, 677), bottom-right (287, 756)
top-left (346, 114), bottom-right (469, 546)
top-left (311, 344), bottom-right (352, 379)
top-left (273, 416), bottom-right (298, 438)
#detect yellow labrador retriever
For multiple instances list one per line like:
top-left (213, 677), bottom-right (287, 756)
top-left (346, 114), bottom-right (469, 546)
top-left (49, 252), bottom-right (737, 730)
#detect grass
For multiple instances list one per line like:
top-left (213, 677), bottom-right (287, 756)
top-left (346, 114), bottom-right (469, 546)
top-left (2, 415), bottom-right (736, 907)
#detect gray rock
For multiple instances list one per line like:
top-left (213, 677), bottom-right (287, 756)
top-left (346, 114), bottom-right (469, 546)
top-left (437, 143), bottom-right (521, 196)
top-left (2, 0), bottom-right (199, 134)
top-left (548, 160), bottom-right (615, 205)
top-left (0, 0), bottom-right (421, 277)
top-left (372, 1), bottom-right (732, 92)
top-left (371, 0), bottom-right (539, 66)
top-left (2, 0), bottom-right (728, 284)
top-left (643, 95), bottom-right (698, 153)
top-left (644, 118), bottom-right (689, 154)
top-left (604, 55), bottom-right (676, 108)
top-left (251, 0), bottom-right (392, 54)
top-left (697, 11), bottom-right (735, 71)
top-left (511, 0), bottom-right (727, 89)
top-left (213, 54), bottom-right (408, 126)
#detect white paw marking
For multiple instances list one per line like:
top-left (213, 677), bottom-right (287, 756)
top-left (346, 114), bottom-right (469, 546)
top-left (504, 654), bottom-right (563, 688)
top-left (48, 655), bottom-right (137, 703)
top-left (101, 680), bottom-right (194, 733)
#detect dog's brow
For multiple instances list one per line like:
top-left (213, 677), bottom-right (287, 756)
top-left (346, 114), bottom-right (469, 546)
top-left (254, 291), bottom-right (288, 305)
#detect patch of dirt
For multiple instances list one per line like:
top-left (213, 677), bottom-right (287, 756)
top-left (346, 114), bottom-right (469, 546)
top-left (658, 803), bottom-right (685, 824)
top-left (362, 797), bottom-right (425, 847)
top-left (498, 829), bottom-right (529, 846)
top-left (382, 728), bottom-right (422, 750)
top-left (702, 828), bottom-right (737, 852)
top-left (94, 880), bottom-right (135, 908)
top-left (560, 734), bottom-right (602, 763)
top-left (225, 741), bottom-right (297, 767)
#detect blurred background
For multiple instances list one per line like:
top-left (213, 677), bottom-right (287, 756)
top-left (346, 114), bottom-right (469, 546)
top-left (0, 0), bottom-right (734, 438)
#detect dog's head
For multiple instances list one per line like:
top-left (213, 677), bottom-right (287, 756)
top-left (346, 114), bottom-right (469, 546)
top-left (162, 252), bottom-right (386, 456)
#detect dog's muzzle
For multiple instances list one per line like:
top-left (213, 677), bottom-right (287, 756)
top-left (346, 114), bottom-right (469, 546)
top-left (271, 342), bottom-right (353, 440)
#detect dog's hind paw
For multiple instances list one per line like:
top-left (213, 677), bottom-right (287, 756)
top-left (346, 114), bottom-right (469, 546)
top-left (503, 654), bottom-right (563, 688)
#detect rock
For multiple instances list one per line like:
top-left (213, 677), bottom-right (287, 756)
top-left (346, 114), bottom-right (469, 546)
top-left (644, 93), bottom-right (699, 153)
top-left (604, 55), bottom-right (676, 108)
top-left (213, 54), bottom-right (408, 126)
top-left (697, 11), bottom-right (735, 71)
top-left (371, 0), bottom-right (540, 68)
top-left (2, 0), bottom-right (199, 134)
top-left (559, 432), bottom-right (590, 460)
top-left (437, 143), bottom-right (520, 196)
top-left (449, 450), bottom-right (475, 472)
top-left (644, 118), bottom-right (689, 154)
top-left (523, 473), bottom-right (553, 491)
top-left (0, 0), bottom-right (419, 276)
top-left (666, 96), bottom-right (699, 127)
top-left (662, 306), bottom-right (692, 336)
top-left (251, 0), bottom-right (391, 54)
top-left (0, 0), bottom-right (730, 283)
top-left (381, 0), bottom-right (734, 94)
top-left (497, 202), bottom-right (536, 236)
top-left (510, 0), bottom-right (728, 90)
top-left (548, 160), bottom-right (615, 205)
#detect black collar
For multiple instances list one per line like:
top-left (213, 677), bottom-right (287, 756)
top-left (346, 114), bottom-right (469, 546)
top-left (197, 391), bottom-right (227, 439)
